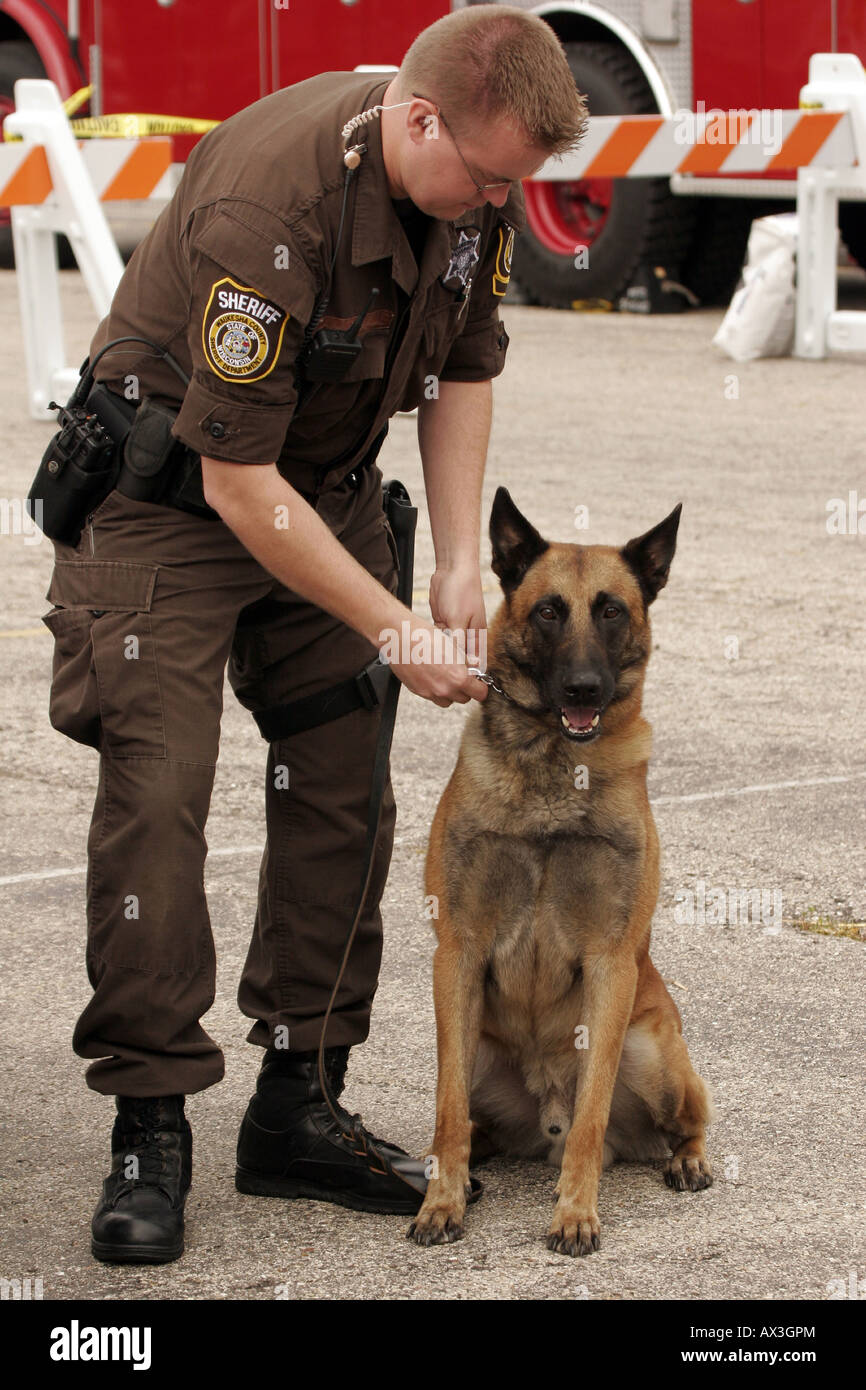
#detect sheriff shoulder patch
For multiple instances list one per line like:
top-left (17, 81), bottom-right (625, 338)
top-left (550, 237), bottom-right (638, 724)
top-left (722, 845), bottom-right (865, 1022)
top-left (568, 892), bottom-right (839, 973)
top-left (492, 224), bottom-right (515, 297)
top-left (202, 276), bottom-right (288, 382)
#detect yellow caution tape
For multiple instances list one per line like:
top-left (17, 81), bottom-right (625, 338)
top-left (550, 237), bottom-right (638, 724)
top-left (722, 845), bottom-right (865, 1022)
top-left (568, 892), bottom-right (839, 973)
top-left (3, 99), bottom-right (220, 141)
top-left (63, 85), bottom-right (93, 117)
top-left (68, 113), bottom-right (220, 138)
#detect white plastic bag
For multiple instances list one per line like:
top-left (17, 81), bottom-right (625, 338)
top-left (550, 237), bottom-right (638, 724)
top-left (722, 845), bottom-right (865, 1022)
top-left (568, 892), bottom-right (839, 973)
top-left (712, 213), bottom-right (798, 362)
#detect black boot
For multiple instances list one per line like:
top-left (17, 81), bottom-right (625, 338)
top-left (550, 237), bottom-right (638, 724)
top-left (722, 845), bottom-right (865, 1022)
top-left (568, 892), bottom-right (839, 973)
top-left (236, 1046), bottom-right (481, 1215)
top-left (91, 1095), bottom-right (191, 1264)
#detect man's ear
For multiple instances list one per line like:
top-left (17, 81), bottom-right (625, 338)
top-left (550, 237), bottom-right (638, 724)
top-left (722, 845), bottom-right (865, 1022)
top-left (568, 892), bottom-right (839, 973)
top-left (620, 503), bottom-right (682, 606)
top-left (490, 486), bottom-right (549, 595)
top-left (406, 96), bottom-right (438, 147)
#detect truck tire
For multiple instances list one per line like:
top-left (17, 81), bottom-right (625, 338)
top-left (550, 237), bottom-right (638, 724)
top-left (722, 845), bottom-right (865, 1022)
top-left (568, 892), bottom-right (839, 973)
top-left (680, 198), bottom-right (765, 306)
top-left (514, 41), bottom-right (694, 308)
top-left (0, 40), bottom-right (48, 264)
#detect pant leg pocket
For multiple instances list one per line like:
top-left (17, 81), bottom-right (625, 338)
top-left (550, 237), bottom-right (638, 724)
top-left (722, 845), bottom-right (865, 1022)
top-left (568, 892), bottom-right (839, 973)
top-left (42, 605), bottom-right (102, 749)
top-left (41, 559), bottom-right (165, 757)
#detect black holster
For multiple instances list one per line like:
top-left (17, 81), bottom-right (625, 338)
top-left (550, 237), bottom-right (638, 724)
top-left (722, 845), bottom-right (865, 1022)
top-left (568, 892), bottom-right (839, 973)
top-left (115, 396), bottom-right (217, 519)
top-left (382, 478), bottom-right (416, 611)
top-left (251, 478), bottom-right (417, 742)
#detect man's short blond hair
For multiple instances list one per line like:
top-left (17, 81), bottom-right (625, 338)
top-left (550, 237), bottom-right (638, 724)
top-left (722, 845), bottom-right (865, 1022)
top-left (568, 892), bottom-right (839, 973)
top-left (396, 4), bottom-right (587, 156)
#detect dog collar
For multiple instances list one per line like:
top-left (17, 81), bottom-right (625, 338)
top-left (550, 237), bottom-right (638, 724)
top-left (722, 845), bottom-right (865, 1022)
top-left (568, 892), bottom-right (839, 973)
top-left (468, 668), bottom-right (549, 717)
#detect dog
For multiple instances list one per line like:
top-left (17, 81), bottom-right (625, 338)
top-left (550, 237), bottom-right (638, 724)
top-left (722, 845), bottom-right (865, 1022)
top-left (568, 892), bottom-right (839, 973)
top-left (409, 488), bottom-right (714, 1257)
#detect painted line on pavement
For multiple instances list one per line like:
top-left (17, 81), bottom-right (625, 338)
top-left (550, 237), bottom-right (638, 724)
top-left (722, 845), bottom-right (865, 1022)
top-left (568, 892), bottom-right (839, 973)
top-left (3, 771), bottom-right (865, 886)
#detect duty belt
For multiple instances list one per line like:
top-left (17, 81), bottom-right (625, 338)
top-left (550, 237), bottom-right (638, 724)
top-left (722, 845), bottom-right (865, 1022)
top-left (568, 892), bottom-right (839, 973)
top-left (91, 385), bottom-right (389, 518)
top-left (85, 384), bottom-right (218, 520)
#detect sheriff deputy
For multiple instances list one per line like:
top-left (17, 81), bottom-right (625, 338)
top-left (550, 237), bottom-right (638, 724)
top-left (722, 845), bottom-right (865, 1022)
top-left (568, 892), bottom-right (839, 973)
top-left (40, 4), bottom-right (586, 1264)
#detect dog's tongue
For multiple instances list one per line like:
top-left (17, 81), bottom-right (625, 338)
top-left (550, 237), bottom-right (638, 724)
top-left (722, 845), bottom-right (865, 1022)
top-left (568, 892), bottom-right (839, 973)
top-left (563, 705), bottom-right (596, 732)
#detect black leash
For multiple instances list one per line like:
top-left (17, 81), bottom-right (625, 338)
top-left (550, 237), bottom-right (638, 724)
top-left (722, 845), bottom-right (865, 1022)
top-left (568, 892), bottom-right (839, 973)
top-left (314, 650), bottom-right (401, 1137)
top-left (255, 479), bottom-right (420, 1182)
top-left (313, 480), bottom-right (417, 1175)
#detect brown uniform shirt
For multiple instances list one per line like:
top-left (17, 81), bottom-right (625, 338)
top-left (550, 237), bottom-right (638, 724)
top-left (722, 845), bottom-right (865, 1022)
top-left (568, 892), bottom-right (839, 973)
top-left (91, 70), bottom-right (525, 499)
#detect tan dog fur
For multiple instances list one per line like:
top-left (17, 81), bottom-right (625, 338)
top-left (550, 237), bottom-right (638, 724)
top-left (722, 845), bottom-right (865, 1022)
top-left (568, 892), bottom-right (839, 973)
top-left (409, 490), bottom-right (714, 1257)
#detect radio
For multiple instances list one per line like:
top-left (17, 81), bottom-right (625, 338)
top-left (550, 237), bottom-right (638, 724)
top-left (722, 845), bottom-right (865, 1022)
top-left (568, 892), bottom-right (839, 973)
top-left (28, 391), bottom-right (119, 546)
top-left (26, 336), bottom-right (190, 546)
top-left (301, 287), bottom-right (380, 382)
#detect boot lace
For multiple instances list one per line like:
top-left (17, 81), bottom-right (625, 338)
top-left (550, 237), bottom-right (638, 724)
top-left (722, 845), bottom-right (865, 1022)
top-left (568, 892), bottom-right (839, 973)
top-left (111, 1102), bottom-right (185, 1199)
top-left (339, 1111), bottom-right (410, 1180)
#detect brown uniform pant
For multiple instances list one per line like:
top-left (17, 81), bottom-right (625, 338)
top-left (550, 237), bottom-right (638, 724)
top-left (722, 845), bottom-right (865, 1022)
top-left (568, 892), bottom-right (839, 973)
top-left (41, 463), bottom-right (399, 1097)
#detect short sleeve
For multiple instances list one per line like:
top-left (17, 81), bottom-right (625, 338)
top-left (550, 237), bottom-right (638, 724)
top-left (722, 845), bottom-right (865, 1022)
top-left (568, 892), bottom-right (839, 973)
top-left (172, 202), bottom-right (319, 463)
top-left (438, 184), bottom-right (525, 385)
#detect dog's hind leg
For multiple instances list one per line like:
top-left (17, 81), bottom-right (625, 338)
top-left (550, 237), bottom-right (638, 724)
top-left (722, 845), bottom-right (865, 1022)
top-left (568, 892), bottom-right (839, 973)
top-left (661, 1047), bottom-right (715, 1193)
top-left (469, 1121), bottom-right (498, 1167)
top-left (615, 962), bottom-right (715, 1192)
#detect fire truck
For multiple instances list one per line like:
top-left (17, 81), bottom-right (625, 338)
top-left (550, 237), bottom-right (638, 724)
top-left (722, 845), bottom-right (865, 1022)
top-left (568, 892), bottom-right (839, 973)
top-left (1, 1), bottom-right (865, 305)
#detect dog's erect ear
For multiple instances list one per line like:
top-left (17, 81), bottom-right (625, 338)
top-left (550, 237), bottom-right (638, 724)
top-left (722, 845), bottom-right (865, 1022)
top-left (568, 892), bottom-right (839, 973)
top-left (621, 503), bottom-right (682, 605)
top-left (490, 487), bottom-right (549, 595)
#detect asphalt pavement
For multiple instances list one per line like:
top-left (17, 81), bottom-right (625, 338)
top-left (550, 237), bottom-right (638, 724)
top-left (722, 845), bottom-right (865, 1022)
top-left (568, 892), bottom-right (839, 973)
top-left (0, 266), bottom-right (863, 1303)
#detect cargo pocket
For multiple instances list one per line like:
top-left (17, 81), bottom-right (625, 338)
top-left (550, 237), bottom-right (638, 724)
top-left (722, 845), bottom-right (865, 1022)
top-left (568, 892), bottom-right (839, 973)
top-left (41, 560), bottom-right (165, 757)
top-left (42, 605), bottom-right (102, 749)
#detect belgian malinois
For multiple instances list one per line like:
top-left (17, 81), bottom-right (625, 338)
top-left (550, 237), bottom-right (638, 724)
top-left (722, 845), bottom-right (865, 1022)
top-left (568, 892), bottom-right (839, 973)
top-left (409, 489), bottom-right (714, 1257)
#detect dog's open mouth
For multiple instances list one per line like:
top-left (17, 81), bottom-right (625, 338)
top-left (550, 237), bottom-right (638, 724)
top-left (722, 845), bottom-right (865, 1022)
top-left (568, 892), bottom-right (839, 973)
top-left (559, 705), bottom-right (601, 741)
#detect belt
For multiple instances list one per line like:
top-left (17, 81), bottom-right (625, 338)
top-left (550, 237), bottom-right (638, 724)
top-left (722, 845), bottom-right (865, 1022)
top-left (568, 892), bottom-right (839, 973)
top-left (111, 392), bottom-right (388, 519)
top-left (290, 424), bottom-right (390, 506)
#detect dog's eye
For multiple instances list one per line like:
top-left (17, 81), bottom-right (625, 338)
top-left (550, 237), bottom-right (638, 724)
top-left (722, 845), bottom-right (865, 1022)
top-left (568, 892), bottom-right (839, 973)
top-left (603, 604), bottom-right (623, 620)
top-left (537, 605), bottom-right (558, 622)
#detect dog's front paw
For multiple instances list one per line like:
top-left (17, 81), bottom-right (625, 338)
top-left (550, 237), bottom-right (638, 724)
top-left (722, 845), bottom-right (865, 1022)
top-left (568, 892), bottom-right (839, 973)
top-left (664, 1153), bottom-right (713, 1192)
top-left (547, 1202), bottom-right (601, 1258)
top-left (407, 1196), bottom-right (466, 1247)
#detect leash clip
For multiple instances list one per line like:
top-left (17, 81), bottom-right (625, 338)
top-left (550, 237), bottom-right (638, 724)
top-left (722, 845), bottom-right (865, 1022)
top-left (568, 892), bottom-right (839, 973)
top-left (468, 666), bottom-right (505, 696)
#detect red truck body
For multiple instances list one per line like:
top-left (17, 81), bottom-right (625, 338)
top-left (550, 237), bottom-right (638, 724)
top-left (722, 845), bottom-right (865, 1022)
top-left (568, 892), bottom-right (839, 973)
top-left (692, 0), bottom-right (866, 111)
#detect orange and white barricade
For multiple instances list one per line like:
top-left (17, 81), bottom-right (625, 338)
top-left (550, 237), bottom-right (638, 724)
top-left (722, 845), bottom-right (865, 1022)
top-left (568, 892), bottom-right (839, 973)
top-left (793, 54), bottom-right (866, 358)
top-left (528, 52), bottom-right (866, 360)
top-left (1, 80), bottom-right (173, 417)
top-left (4, 60), bottom-right (866, 417)
top-left (528, 107), bottom-right (854, 182)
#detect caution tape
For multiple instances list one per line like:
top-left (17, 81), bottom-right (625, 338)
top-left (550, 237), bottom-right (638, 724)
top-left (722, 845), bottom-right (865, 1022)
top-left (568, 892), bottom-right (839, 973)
top-left (68, 113), bottom-right (219, 138)
top-left (4, 98), bottom-right (220, 141)
top-left (63, 85), bottom-right (93, 117)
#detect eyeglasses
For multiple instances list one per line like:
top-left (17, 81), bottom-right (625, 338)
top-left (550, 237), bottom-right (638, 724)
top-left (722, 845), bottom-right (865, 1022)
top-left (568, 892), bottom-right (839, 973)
top-left (411, 91), bottom-right (512, 195)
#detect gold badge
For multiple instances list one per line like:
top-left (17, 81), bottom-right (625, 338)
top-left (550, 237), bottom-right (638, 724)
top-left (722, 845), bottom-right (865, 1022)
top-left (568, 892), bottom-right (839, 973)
top-left (492, 224), bottom-right (515, 297)
top-left (202, 276), bottom-right (288, 382)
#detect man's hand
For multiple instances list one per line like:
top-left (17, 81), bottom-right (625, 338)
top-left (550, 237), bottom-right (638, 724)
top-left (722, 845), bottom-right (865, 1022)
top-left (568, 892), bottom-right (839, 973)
top-left (386, 615), bottom-right (488, 708)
